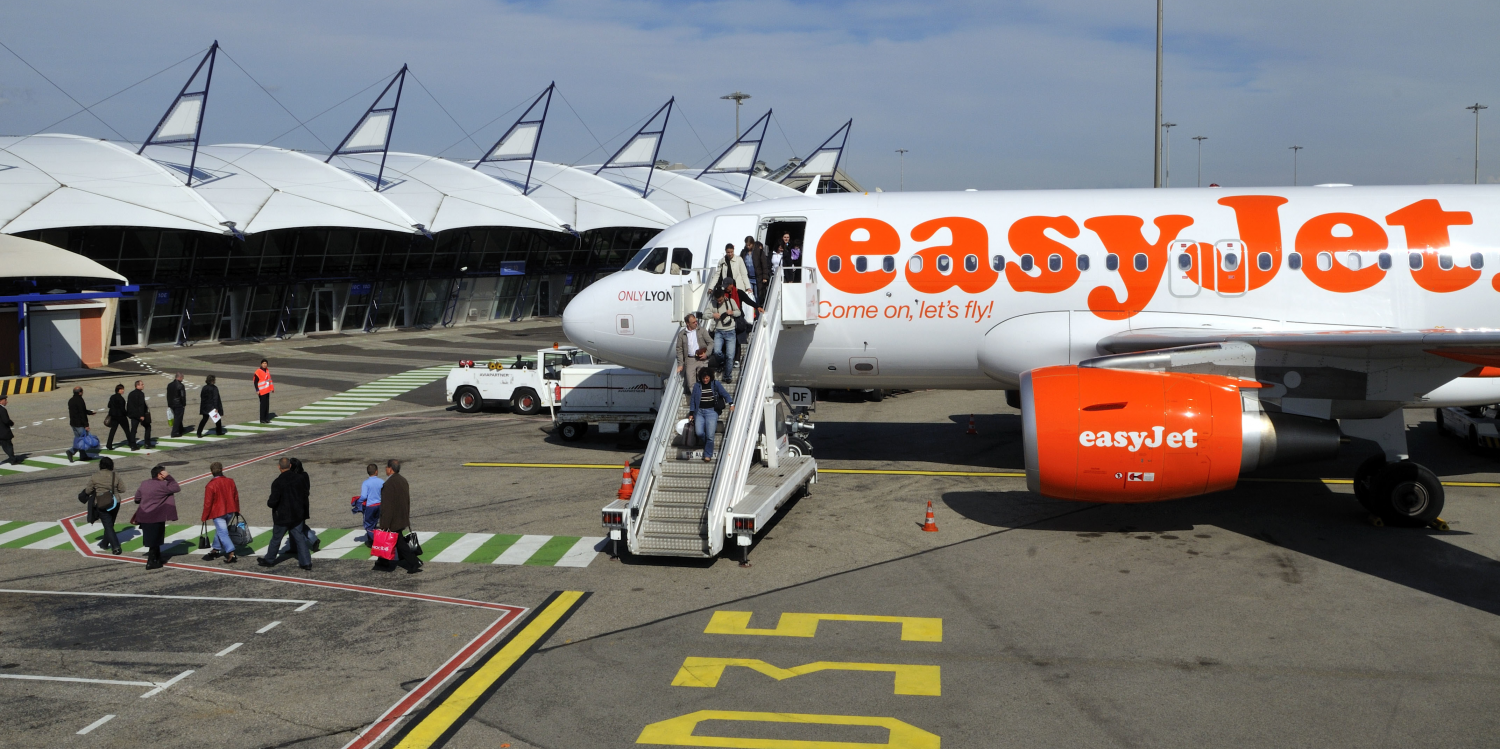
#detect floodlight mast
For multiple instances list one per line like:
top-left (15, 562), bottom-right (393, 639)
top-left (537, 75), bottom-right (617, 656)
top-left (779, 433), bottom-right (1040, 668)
top-left (1191, 135), bottom-right (1206, 187)
top-left (1467, 103), bottom-right (1487, 184)
top-left (1161, 122), bottom-right (1176, 187)
top-left (1289, 145), bottom-right (1303, 186)
top-left (1153, 0), bottom-right (1163, 188)
top-left (721, 91), bottom-right (751, 138)
top-left (896, 149), bottom-right (908, 192)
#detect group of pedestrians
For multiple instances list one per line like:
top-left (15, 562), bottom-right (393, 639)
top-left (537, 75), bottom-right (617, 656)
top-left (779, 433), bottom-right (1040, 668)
top-left (78, 452), bottom-right (419, 573)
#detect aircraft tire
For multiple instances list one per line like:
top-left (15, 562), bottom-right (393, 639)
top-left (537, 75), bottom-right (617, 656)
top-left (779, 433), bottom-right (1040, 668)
top-left (1368, 461), bottom-right (1444, 527)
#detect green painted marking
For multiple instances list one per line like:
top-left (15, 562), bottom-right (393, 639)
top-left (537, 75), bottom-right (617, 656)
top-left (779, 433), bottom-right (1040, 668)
top-left (0, 526), bottom-right (65, 549)
top-left (462, 534), bottom-right (522, 564)
top-left (0, 520), bottom-right (28, 535)
top-left (341, 542), bottom-right (375, 560)
top-left (247, 529), bottom-right (276, 552)
top-left (412, 532), bottom-right (462, 560)
top-left (523, 535), bottom-right (581, 566)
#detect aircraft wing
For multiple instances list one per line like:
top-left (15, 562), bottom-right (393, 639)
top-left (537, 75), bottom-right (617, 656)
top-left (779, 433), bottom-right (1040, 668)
top-left (1087, 327), bottom-right (1500, 418)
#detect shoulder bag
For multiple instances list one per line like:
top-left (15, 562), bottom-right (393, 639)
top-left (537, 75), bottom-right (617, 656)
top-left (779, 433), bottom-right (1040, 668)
top-left (228, 513), bottom-right (253, 548)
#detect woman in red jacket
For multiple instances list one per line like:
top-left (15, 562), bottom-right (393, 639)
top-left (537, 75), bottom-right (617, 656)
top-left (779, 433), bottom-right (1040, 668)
top-left (201, 461), bottom-right (241, 563)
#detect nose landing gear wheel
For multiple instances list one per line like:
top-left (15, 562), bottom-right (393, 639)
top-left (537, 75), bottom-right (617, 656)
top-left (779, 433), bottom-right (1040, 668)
top-left (1364, 460), bottom-right (1444, 527)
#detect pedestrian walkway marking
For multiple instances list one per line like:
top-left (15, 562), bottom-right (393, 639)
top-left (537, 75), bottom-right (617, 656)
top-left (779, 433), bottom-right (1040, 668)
top-left (1, 519), bottom-right (603, 568)
top-left (0, 366), bottom-right (450, 478)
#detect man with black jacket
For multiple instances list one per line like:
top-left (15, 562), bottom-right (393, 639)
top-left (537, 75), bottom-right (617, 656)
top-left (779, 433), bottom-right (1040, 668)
top-left (105, 384), bottom-right (127, 450)
top-left (166, 374), bottom-right (186, 438)
top-left (124, 380), bottom-right (152, 450)
top-left (0, 395), bottom-right (15, 465)
top-left (197, 375), bottom-right (224, 437)
top-left (259, 457), bottom-right (312, 570)
top-left (65, 387), bottom-right (96, 463)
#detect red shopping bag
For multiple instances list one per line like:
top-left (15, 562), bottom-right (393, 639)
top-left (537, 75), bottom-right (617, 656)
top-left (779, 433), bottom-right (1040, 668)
top-left (371, 529), bottom-right (398, 560)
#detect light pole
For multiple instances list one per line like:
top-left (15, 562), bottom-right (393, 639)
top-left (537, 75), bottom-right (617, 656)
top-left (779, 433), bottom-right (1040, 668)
top-left (1289, 145), bottom-right (1303, 186)
top-left (720, 91), bottom-right (751, 138)
top-left (1153, 0), bottom-right (1164, 188)
top-left (1192, 135), bottom-right (1207, 187)
top-left (1161, 122), bottom-right (1176, 186)
top-left (896, 149), bottom-right (908, 191)
top-left (1467, 103), bottom-right (1487, 184)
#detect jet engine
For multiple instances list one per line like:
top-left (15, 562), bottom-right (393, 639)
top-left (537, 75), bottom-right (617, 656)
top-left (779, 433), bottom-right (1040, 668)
top-left (1020, 365), bottom-right (1341, 502)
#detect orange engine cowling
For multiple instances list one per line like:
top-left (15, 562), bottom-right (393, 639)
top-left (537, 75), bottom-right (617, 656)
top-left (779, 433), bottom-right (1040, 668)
top-left (1022, 365), bottom-right (1255, 503)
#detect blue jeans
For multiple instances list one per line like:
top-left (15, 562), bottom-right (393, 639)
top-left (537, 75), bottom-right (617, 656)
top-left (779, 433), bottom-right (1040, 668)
top-left (265, 524), bottom-right (312, 567)
top-left (694, 407), bottom-right (720, 459)
top-left (211, 514), bottom-right (235, 553)
top-left (713, 329), bottom-right (737, 379)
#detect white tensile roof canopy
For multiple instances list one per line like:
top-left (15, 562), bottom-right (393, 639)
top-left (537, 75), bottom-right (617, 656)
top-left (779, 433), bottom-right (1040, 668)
top-left (0, 233), bottom-right (126, 283)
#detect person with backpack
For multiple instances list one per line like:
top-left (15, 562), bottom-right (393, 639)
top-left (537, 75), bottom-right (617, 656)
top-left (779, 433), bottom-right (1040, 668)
top-left (83, 457), bottom-right (126, 555)
top-left (201, 461), bottom-right (240, 563)
top-left (707, 242), bottom-right (760, 311)
top-left (105, 384), bottom-right (128, 450)
top-left (132, 465), bottom-right (180, 570)
top-left (66, 386), bottom-right (97, 463)
top-left (259, 457), bottom-right (311, 570)
top-left (705, 288), bottom-right (743, 383)
top-left (197, 374), bottom-right (225, 437)
top-left (689, 368), bottom-right (734, 462)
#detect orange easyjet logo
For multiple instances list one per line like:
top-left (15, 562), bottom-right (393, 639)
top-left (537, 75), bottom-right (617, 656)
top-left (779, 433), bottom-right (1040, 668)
top-left (815, 197), bottom-right (1479, 318)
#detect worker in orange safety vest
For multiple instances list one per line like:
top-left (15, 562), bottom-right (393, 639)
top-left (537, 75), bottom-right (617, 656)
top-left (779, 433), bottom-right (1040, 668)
top-left (253, 359), bottom-right (275, 423)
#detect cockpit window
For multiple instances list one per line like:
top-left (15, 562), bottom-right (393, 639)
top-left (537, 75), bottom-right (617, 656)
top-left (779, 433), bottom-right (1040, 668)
top-left (670, 248), bottom-right (693, 275)
top-left (625, 246), bottom-right (664, 272)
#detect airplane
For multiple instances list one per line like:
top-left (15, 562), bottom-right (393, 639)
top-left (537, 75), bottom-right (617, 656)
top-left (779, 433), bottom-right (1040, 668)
top-left (562, 185), bottom-right (1500, 528)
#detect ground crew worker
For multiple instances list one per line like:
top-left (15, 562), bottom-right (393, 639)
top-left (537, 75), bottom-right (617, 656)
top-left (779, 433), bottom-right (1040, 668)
top-left (253, 359), bottom-right (275, 424)
top-left (166, 373), bottom-right (186, 438)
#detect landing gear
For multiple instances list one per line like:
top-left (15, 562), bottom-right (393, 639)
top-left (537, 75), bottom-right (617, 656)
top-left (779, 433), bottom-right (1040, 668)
top-left (1353, 455), bottom-right (1445, 527)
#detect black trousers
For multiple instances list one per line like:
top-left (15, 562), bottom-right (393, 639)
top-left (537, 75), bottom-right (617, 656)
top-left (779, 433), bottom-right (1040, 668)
top-left (169, 406), bottom-right (185, 437)
top-left (96, 506), bottom-right (120, 550)
top-left (259, 394), bottom-right (271, 422)
top-left (0, 439), bottom-right (14, 464)
top-left (106, 420), bottom-right (125, 449)
top-left (197, 413), bottom-right (224, 437)
top-left (126, 416), bottom-right (150, 448)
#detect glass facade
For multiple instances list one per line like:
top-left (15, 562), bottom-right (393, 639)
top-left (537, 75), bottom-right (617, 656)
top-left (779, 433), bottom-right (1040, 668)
top-left (20, 223), bottom-right (655, 346)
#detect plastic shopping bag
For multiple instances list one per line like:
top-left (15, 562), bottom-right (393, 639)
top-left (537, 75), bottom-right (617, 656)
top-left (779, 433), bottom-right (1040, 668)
top-left (371, 529), bottom-right (398, 560)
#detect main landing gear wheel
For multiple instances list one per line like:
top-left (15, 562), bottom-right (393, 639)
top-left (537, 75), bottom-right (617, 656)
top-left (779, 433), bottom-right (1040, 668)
top-left (511, 388), bottom-right (541, 416)
top-left (454, 387), bottom-right (482, 414)
top-left (1362, 459), bottom-right (1445, 527)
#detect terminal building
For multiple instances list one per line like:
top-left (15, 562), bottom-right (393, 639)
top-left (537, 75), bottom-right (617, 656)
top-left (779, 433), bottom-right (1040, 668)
top-left (0, 50), bottom-right (856, 374)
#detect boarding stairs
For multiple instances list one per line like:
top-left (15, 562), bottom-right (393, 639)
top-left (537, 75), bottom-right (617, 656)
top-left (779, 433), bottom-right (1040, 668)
top-left (603, 270), bottom-right (819, 560)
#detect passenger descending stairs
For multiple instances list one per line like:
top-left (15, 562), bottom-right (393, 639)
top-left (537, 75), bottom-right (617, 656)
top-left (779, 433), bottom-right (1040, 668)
top-left (615, 272), bottom-right (818, 559)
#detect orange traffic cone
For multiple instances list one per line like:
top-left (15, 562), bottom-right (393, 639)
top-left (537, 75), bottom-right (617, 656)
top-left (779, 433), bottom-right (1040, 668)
top-left (921, 499), bottom-right (940, 532)
top-left (617, 462), bottom-right (635, 500)
top-left (966, 414), bottom-right (978, 435)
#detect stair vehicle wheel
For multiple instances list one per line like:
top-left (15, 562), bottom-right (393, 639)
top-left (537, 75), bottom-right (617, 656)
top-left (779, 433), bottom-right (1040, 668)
top-left (1368, 461), bottom-right (1444, 527)
top-left (1352, 453), bottom-right (1385, 511)
top-left (635, 424), bottom-right (652, 443)
top-left (511, 388), bottom-right (541, 416)
top-left (558, 422), bottom-right (587, 441)
top-left (787, 437), bottom-right (812, 457)
top-left (454, 386), bottom-right (483, 414)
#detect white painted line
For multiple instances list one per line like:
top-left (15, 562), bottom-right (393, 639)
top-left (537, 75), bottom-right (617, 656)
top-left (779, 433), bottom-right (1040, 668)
top-left (0, 673), bottom-right (155, 687)
top-left (0, 589), bottom-right (316, 606)
top-left (22, 531), bottom-right (73, 550)
top-left (139, 669), bottom-right (193, 698)
top-left (280, 415), bottom-right (344, 421)
top-left (554, 536), bottom-right (606, 568)
top-left (313, 531), bottom-right (368, 559)
top-left (0, 522), bottom-right (59, 545)
top-left (0, 463), bottom-right (44, 473)
top-left (430, 533), bottom-right (494, 563)
top-left (225, 424), bottom-right (281, 432)
top-left (169, 435), bottom-right (228, 442)
top-left (214, 642), bottom-right (243, 657)
top-left (256, 620), bottom-right (281, 634)
top-left (493, 535), bottom-right (550, 565)
top-left (295, 601), bottom-right (317, 612)
top-left (77, 714), bottom-right (116, 735)
top-left (24, 455), bottom-right (74, 465)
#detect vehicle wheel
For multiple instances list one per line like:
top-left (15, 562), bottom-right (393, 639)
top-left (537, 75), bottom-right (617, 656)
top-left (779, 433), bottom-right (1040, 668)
top-left (511, 388), bottom-right (541, 416)
top-left (454, 387), bottom-right (483, 414)
top-left (558, 422), bottom-right (587, 441)
top-left (866, 388), bottom-right (885, 402)
top-left (1368, 460), bottom-right (1444, 527)
top-left (635, 425), bottom-right (652, 443)
top-left (787, 437), bottom-right (813, 457)
top-left (1353, 454), bottom-right (1385, 513)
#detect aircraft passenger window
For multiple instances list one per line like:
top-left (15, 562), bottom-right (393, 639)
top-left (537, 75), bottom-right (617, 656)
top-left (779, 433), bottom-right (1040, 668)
top-left (1317, 252), bottom-right (1333, 272)
top-left (1222, 252), bottom-right (1239, 272)
top-left (1472, 252), bottom-right (1485, 270)
top-left (1077, 254), bottom-right (1090, 271)
top-left (1178, 253), bottom-right (1193, 271)
top-left (1409, 252), bottom-right (1422, 270)
top-left (1047, 254), bottom-right (1062, 272)
top-left (828, 256), bottom-right (842, 273)
top-left (964, 254), bottom-right (978, 272)
top-left (1133, 253), bottom-right (1148, 272)
top-left (670, 248), bottom-right (693, 274)
top-left (991, 255), bottom-right (1006, 271)
top-left (882, 256), bottom-right (896, 272)
top-left (1378, 252), bottom-right (1392, 270)
top-left (855, 256), bottom-right (868, 273)
top-left (1257, 252), bottom-right (1272, 271)
top-left (1288, 252), bottom-right (1302, 271)
top-left (937, 255), bottom-right (952, 274)
top-left (1439, 253), bottom-right (1454, 270)
top-left (1020, 254), bottom-right (1034, 272)
top-left (1105, 254), bottom-right (1119, 271)
top-left (1345, 252), bottom-right (1362, 271)
top-left (907, 256), bottom-right (922, 273)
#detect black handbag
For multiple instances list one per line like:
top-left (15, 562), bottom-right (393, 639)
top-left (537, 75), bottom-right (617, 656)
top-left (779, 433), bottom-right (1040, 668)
top-left (197, 522), bottom-right (211, 550)
top-left (228, 513), bottom-right (253, 548)
top-left (403, 528), bottom-right (423, 557)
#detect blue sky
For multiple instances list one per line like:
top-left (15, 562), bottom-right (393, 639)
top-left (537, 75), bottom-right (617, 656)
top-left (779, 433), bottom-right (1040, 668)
top-left (2, 0), bottom-right (1497, 191)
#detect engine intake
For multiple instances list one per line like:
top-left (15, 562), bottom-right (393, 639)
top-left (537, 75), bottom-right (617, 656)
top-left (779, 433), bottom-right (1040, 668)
top-left (1021, 365), bottom-right (1339, 502)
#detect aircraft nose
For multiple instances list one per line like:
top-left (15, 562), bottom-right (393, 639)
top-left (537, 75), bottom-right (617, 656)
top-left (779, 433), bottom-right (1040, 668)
top-left (562, 282), bottom-right (605, 348)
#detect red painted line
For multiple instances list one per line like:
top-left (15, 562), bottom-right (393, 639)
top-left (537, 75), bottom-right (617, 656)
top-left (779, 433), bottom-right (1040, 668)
top-left (340, 610), bottom-right (523, 749)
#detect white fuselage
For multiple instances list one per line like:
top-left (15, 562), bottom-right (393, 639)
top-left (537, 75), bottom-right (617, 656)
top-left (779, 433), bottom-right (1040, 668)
top-left (562, 185), bottom-right (1500, 407)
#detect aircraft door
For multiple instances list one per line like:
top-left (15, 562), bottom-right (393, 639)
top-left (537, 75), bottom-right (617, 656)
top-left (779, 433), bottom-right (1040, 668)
top-left (1167, 240), bottom-right (1200, 298)
top-left (709, 215), bottom-right (760, 276)
top-left (1215, 240), bottom-right (1247, 297)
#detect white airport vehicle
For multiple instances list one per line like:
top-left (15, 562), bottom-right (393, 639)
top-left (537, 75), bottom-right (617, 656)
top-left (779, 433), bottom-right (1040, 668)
top-left (553, 364), bottom-right (665, 443)
top-left (570, 184), bottom-right (1500, 557)
top-left (1435, 405), bottom-right (1500, 449)
top-left (446, 346), bottom-right (596, 416)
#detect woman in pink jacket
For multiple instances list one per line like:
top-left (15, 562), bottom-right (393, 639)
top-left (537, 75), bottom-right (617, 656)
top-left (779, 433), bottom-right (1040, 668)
top-left (201, 461), bottom-right (240, 563)
top-left (132, 465), bottom-right (180, 570)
